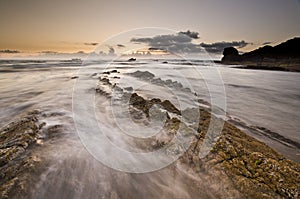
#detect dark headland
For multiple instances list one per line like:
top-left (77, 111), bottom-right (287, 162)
top-left (220, 37), bottom-right (300, 72)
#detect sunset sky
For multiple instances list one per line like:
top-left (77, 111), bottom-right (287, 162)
top-left (0, 0), bottom-right (299, 56)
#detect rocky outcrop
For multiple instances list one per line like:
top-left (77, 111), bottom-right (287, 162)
top-left (221, 37), bottom-right (300, 72)
top-left (181, 109), bottom-right (300, 198)
top-left (128, 58), bottom-right (136, 62)
top-left (129, 93), bottom-right (181, 117)
top-left (0, 111), bottom-right (45, 199)
top-left (125, 91), bottom-right (300, 198)
top-left (95, 69), bottom-right (300, 198)
top-left (221, 46), bottom-right (241, 62)
top-left (129, 70), bottom-right (155, 80)
top-left (242, 38), bottom-right (300, 59)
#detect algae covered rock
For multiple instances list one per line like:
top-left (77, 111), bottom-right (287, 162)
top-left (181, 109), bottom-right (300, 199)
top-left (0, 111), bottom-right (44, 199)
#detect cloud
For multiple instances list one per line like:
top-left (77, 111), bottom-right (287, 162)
top-left (60, 41), bottom-right (99, 46)
top-left (38, 51), bottom-right (89, 58)
top-left (131, 33), bottom-right (192, 45)
top-left (40, 50), bottom-right (88, 54)
top-left (117, 44), bottom-right (125, 48)
top-left (200, 41), bottom-right (250, 53)
top-left (130, 31), bottom-right (250, 54)
top-left (148, 47), bottom-right (164, 51)
top-left (0, 49), bottom-right (20, 53)
top-left (179, 30), bottom-right (200, 39)
top-left (76, 51), bottom-right (87, 54)
top-left (84, 42), bottom-right (98, 46)
top-left (40, 51), bottom-right (59, 54)
top-left (262, 41), bottom-right (272, 45)
top-left (130, 31), bottom-right (204, 54)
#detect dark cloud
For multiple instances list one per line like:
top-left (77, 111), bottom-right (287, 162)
top-left (148, 47), bottom-right (164, 51)
top-left (130, 31), bottom-right (250, 54)
top-left (179, 30), bottom-right (199, 39)
top-left (40, 51), bottom-right (88, 56)
top-left (40, 51), bottom-right (58, 54)
top-left (84, 42), bottom-right (98, 46)
top-left (76, 51), bottom-right (87, 54)
top-left (262, 41), bottom-right (272, 45)
top-left (117, 44), bottom-right (125, 48)
top-left (200, 41), bottom-right (250, 53)
top-left (131, 32), bottom-right (203, 54)
top-left (131, 33), bottom-right (192, 46)
top-left (60, 41), bottom-right (98, 46)
top-left (0, 49), bottom-right (20, 53)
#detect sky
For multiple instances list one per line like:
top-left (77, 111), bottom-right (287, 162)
top-left (0, 0), bottom-right (299, 57)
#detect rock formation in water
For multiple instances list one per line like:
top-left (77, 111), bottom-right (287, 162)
top-left (221, 37), bottom-right (300, 72)
top-left (0, 111), bottom-right (44, 198)
top-left (128, 58), bottom-right (136, 62)
top-left (1, 69), bottom-right (300, 198)
top-left (94, 69), bottom-right (300, 198)
top-left (0, 110), bottom-right (65, 199)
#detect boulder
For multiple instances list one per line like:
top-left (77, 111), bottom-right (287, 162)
top-left (221, 47), bottom-right (241, 62)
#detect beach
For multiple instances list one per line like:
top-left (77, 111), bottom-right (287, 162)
top-left (0, 59), bottom-right (299, 198)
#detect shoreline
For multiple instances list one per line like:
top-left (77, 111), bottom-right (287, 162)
top-left (214, 60), bottom-right (300, 72)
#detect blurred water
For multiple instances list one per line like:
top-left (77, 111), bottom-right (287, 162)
top-left (0, 59), bottom-right (299, 155)
top-left (0, 59), bottom-right (299, 198)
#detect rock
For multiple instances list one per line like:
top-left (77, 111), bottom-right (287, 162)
top-left (46, 124), bottom-right (64, 137)
top-left (0, 112), bottom-right (45, 198)
top-left (94, 69), bottom-right (300, 198)
top-left (223, 47), bottom-right (239, 57)
top-left (91, 73), bottom-right (98, 77)
top-left (113, 86), bottom-right (123, 93)
top-left (129, 93), bottom-right (147, 112)
top-left (129, 93), bottom-right (181, 117)
top-left (172, 81), bottom-right (183, 89)
top-left (165, 79), bottom-right (172, 85)
top-left (100, 78), bottom-right (111, 85)
top-left (151, 78), bottom-right (164, 85)
top-left (124, 87), bottom-right (133, 92)
top-left (128, 58), bottom-right (136, 62)
top-left (111, 70), bottom-right (118, 73)
top-left (180, 109), bottom-right (300, 198)
top-left (160, 100), bottom-right (181, 115)
top-left (129, 70), bottom-right (155, 80)
top-left (38, 122), bottom-right (46, 129)
top-left (221, 47), bottom-right (240, 63)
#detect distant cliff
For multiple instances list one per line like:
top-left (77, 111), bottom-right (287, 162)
top-left (221, 37), bottom-right (300, 72)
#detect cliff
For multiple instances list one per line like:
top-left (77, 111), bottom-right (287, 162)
top-left (221, 37), bottom-right (300, 72)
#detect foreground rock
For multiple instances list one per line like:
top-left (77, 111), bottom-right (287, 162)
top-left (221, 37), bottom-right (300, 72)
top-left (95, 69), bottom-right (300, 198)
top-left (127, 92), bottom-right (300, 198)
top-left (0, 111), bottom-right (45, 199)
top-left (181, 109), bottom-right (300, 198)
